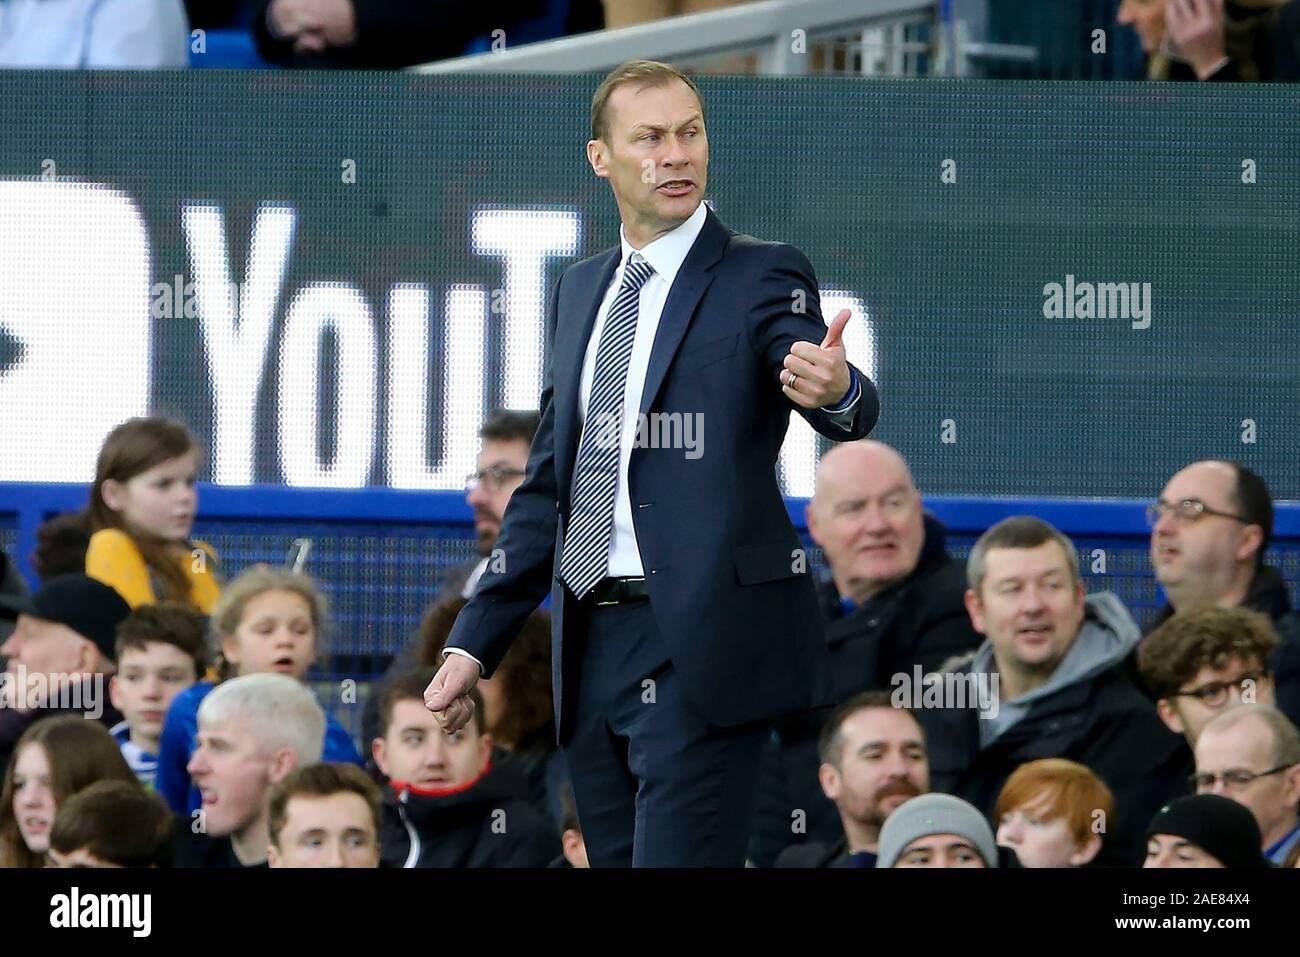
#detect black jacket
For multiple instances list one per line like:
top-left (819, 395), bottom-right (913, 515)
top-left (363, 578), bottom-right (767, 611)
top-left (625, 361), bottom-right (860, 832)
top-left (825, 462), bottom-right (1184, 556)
top-left (774, 836), bottom-right (854, 868)
top-left (0, 677), bottom-right (123, 772)
top-left (919, 651), bottom-right (1190, 867)
top-left (748, 515), bottom-right (982, 866)
top-left (379, 760), bottom-right (559, 868)
top-left (1144, 564), bottom-right (1300, 729)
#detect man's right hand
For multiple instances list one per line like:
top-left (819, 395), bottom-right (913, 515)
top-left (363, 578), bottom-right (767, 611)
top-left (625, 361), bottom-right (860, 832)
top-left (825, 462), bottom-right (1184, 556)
top-left (424, 654), bottom-right (481, 733)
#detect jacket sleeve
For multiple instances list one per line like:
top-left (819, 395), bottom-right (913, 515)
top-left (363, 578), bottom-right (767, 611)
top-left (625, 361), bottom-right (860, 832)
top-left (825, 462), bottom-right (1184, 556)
top-left (323, 716), bottom-right (364, 765)
top-left (1079, 699), bottom-right (1192, 864)
top-left (747, 243), bottom-right (879, 442)
top-left (85, 529), bottom-right (153, 608)
top-left (156, 688), bottom-right (201, 815)
top-left (442, 275), bottom-right (562, 678)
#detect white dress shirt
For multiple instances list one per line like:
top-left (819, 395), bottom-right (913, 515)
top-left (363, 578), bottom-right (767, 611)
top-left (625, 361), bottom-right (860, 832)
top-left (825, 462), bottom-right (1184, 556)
top-left (576, 200), bottom-right (711, 576)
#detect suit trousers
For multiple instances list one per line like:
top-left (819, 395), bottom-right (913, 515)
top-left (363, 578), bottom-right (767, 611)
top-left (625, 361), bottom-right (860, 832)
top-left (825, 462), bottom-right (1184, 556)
top-left (561, 595), bottom-right (770, 867)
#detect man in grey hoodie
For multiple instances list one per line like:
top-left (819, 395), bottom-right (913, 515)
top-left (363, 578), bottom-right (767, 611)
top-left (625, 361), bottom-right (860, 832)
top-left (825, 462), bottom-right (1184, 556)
top-left (918, 516), bottom-right (1191, 865)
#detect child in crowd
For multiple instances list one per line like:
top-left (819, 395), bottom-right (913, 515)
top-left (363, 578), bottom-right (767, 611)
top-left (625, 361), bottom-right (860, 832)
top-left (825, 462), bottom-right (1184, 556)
top-left (0, 718), bottom-right (137, 867)
top-left (108, 604), bottom-right (208, 785)
top-left (48, 780), bottom-right (174, 868)
top-left (372, 669), bottom-right (559, 868)
top-left (155, 567), bottom-right (363, 815)
top-left (85, 416), bottom-right (222, 613)
top-left (994, 758), bottom-right (1115, 868)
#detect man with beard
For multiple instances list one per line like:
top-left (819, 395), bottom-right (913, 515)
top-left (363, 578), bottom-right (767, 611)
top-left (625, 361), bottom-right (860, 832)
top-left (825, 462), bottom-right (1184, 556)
top-left (444, 409), bottom-right (542, 601)
top-left (774, 691), bottom-right (927, 868)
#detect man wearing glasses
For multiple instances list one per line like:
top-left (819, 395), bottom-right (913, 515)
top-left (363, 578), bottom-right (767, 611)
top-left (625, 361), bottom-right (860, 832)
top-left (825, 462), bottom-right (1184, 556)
top-left (1193, 704), bottom-right (1300, 865)
top-left (1145, 459), bottom-right (1300, 728)
top-left (1139, 606), bottom-right (1280, 747)
top-left (452, 410), bottom-right (541, 601)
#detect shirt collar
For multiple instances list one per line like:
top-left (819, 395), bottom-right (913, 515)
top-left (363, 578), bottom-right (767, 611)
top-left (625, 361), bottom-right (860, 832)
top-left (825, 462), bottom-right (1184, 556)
top-left (618, 200), bottom-right (709, 287)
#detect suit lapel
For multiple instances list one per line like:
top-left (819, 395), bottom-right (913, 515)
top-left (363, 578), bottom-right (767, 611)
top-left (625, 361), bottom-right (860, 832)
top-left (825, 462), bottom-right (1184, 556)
top-left (554, 248), bottom-right (618, 506)
top-left (637, 206), bottom-right (728, 418)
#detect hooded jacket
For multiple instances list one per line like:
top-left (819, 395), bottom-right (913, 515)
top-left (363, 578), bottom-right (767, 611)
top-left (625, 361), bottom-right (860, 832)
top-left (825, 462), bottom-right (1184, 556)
top-left (748, 514), bottom-right (981, 866)
top-left (920, 593), bottom-right (1191, 865)
top-left (380, 759), bottom-right (560, 868)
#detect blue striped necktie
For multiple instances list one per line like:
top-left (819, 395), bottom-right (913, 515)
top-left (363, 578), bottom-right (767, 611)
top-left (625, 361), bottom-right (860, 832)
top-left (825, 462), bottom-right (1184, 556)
top-left (559, 254), bottom-right (656, 598)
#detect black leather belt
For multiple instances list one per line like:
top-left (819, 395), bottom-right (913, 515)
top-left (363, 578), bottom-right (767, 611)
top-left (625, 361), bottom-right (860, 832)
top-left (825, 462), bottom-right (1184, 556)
top-left (588, 576), bottom-right (650, 606)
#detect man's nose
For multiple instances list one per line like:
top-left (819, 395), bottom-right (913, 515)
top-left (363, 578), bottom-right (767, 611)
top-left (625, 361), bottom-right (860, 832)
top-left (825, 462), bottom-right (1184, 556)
top-left (466, 483), bottom-right (488, 509)
top-left (323, 841), bottom-right (344, 868)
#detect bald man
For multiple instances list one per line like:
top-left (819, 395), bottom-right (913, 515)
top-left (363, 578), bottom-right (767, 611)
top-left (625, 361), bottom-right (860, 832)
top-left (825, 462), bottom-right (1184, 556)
top-left (1144, 460), bottom-right (1300, 729)
top-left (748, 441), bottom-right (980, 865)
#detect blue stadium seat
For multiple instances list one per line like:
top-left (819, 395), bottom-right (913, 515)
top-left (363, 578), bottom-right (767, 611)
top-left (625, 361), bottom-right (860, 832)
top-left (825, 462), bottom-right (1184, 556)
top-left (190, 28), bottom-right (272, 69)
top-left (462, 0), bottom-right (572, 55)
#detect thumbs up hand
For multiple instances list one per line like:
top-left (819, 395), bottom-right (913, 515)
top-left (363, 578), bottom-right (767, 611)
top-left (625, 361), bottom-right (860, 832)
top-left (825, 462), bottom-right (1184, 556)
top-left (780, 308), bottom-right (853, 410)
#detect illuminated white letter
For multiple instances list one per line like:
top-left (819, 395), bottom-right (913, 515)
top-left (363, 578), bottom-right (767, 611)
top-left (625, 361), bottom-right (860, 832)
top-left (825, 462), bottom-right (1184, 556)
top-left (184, 202), bottom-right (296, 485)
top-left (278, 284), bottom-right (377, 487)
top-left (471, 208), bottom-right (579, 409)
top-left (387, 284), bottom-right (486, 488)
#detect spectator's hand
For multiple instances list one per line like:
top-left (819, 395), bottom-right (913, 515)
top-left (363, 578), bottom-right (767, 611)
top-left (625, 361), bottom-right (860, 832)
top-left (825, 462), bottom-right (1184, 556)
top-left (781, 308), bottom-right (853, 410)
top-left (1167, 0), bottom-right (1228, 79)
top-left (270, 0), bottom-right (357, 47)
top-left (423, 654), bottom-right (480, 733)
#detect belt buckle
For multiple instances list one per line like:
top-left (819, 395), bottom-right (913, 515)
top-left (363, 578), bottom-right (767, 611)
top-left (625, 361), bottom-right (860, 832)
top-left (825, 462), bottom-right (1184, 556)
top-left (593, 579), bottom-right (620, 606)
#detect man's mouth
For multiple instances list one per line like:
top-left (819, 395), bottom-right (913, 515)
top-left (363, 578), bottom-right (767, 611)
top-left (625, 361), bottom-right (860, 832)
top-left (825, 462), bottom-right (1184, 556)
top-left (1017, 624), bottom-right (1053, 640)
top-left (139, 710), bottom-right (163, 723)
top-left (658, 179), bottom-right (694, 195)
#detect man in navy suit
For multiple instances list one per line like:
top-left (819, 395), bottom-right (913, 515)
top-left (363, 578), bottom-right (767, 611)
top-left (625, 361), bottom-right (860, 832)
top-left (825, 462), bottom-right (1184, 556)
top-left (426, 59), bottom-right (879, 866)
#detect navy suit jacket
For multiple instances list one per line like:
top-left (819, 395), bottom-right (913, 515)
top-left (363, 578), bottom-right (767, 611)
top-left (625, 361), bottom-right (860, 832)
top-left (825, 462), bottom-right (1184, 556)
top-left (446, 206), bottom-right (879, 742)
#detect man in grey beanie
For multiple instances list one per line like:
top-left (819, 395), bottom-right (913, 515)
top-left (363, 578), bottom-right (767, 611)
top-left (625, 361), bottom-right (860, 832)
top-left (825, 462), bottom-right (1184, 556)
top-left (876, 793), bottom-right (999, 868)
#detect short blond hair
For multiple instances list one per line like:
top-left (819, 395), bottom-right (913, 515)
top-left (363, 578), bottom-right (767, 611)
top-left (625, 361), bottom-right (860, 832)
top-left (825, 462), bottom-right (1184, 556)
top-left (590, 59), bottom-right (704, 143)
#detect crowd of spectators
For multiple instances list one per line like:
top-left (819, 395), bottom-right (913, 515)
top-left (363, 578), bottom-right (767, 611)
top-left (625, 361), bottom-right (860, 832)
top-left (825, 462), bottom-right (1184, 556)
top-left (3, 0), bottom-right (1300, 78)
top-left (0, 402), bottom-right (1298, 869)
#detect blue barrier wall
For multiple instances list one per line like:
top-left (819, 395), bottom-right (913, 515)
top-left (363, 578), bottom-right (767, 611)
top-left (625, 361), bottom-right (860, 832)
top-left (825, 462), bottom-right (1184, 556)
top-left (5, 483), bottom-right (1300, 744)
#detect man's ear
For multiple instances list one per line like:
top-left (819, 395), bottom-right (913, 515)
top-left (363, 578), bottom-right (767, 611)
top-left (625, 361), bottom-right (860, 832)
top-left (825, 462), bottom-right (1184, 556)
top-left (1237, 525), bottom-right (1265, 566)
top-left (75, 637), bottom-right (98, 675)
top-left (108, 674), bottom-right (122, 712)
top-left (586, 139), bottom-right (609, 179)
top-left (818, 762), bottom-right (841, 802)
top-left (371, 738), bottom-right (389, 778)
top-left (266, 843), bottom-right (281, 868)
top-left (268, 748), bottom-right (299, 785)
top-left (1155, 697), bottom-right (1186, 737)
top-left (964, 588), bottom-right (986, 635)
top-left (805, 503), bottom-right (823, 549)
